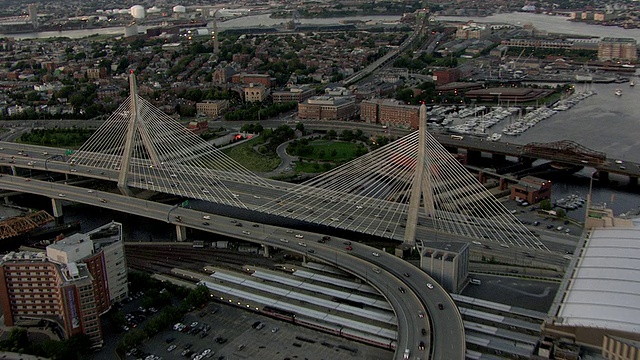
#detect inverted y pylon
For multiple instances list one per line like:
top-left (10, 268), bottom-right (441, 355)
top-left (68, 73), bottom-right (272, 208)
top-left (259, 113), bottom-right (545, 250)
top-left (404, 104), bottom-right (434, 245)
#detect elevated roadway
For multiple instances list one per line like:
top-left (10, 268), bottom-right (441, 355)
top-left (0, 174), bottom-right (465, 360)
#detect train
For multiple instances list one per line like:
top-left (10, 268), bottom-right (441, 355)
top-left (261, 306), bottom-right (396, 350)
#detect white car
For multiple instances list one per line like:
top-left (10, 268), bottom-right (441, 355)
top-left (279, 238), bottom-right (288, 243)
top-left (242, 230), bottom-right (250, 235)
top-left (87, 190), bottom-right (94, 193)
top-left (298, 242), bottom-right (307, 247)
top-left (295, 234), bottom-right (304, 239)
top-left (372, 252), bottom-right (380, 257)
top-left (426, 283), bottom-right (434, 289)
top-left (472, 241), bottom-right (482, 245)
top-left (253, 195), bottom-right (261, 199)
top-left (58, 193), bottom-right (66, 197)
top-left (372, 267), bottom-right (381, 274)
top-left (167, 345), bottom-right (177, 352)
top-left (499, 243), bottom-right (510, 248)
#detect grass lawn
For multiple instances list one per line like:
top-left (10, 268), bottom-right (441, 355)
top-left (222, 138), bottom-right (280, 172)
top-left (295, 161), bottom-right (335, 173)
top-left (301, 140), bottom-right (364, 162)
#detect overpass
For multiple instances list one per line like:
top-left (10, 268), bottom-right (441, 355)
top-left (0, 174), bottom-right (465, 360)
top-left (431, 133), bottom-right (640, 183)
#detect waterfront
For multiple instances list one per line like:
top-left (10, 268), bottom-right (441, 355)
top-left (437, 12), bottom-right (640, 42)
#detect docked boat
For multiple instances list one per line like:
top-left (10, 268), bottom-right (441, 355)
top-left (615, 89), bottom-right (623, 96)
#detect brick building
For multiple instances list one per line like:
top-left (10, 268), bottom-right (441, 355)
top-left (598, 37), bottom-right (638, 61)
top-left (298, 96), bottom-right (356, 121)
top-left (231, 73), bottom-right (273, 88)
top-left (360, 99), bottom-right (420, 129)
top-left (0, 222), bottom-right (128, 348)
top-left (433, 68), bottom-right (461, 85)
top-left (510, 176), bottom-right (552, 204)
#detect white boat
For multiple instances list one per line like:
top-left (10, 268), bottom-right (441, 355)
top-left (615, 89), bottom-right (623, 96)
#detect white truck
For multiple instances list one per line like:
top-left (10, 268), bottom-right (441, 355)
top-left (403, 349), bottom-right (411, 359)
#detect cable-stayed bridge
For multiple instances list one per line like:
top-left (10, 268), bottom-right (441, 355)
top-left (6, 72), bottom-right (544, 251)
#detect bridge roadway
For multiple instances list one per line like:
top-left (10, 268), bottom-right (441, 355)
top-left (1, 142), bottom-right (574, 268)
top-left (431, 133), bottom-right (640, 178)
top-left (0, 172), bottom-right (465, 360)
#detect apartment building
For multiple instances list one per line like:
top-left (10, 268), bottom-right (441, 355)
top-left (598, 37), bottom-right (638, 61)
top-left (0, 222), bottom-right (128, 348)
top-left (272, 86), bottom-right (316, 104)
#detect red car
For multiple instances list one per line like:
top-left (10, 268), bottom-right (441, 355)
top-left (345, 246), bottom-right (353, 251)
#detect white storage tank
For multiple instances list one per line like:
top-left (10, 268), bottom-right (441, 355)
top-left (173, 5), bottom-right (186, 13)
top-left (130, 5), bottom-right (146, 19)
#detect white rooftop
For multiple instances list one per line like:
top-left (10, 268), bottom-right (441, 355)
top-left (555, 226), bottom-right (640, 335)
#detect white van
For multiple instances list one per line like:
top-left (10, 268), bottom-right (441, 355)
top-left (469, 278), bottom-right (482, 285)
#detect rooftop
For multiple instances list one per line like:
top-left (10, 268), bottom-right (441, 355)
top-left (554, 226), bottom-right (640, 335)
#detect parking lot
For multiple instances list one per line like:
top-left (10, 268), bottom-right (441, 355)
top-left (134, 303), bottom-right (392, 360)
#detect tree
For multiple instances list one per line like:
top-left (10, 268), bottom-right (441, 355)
top-left (295, 122), bottom-right (305, 133)
top-left (326, 129), bottom-right (337, 140)
top-left (539, 199), bottom-right (552, 211)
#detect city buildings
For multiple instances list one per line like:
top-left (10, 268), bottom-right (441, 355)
top-left (0, 222), bottom-right (127, 348)
top-left (243, 83), bottom-right (268, 103)
top-left (272, 86), bottom-right (316, 104)
top-left (598, 37), bottom-right (638, 61)
top-left (360, 99), bottom-right (419, 129)
top-left (298, 96), bottom-right (356, 121)
top-left (196, 100), bottom-right (229, 117)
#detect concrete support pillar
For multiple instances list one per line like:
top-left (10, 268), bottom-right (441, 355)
top-left (51, 198), bottom-right (64, 225)
top-left (478, 171), bottom-right (486, 184)
top-left (262, 244), bottom-right (270, 257)
top-left (10, 166), bottom-right (16, 176)
top-left (176, 225), bottom-right (187, 242)
top-left (4, 196), bottom-right (10, 204)
top-left (630, 176), bottom-right (638, 187)
top-left (492, 153), bottom-right (506, 163)
top-left (466, 150), bottom-right (481, 164)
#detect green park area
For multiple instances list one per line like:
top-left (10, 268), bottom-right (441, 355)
top-left (222, 137), bottom-right (281, 172)
top-left (288, 138), bottom-right (368, 173)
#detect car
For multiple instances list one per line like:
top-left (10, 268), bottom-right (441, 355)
top-left (279, 238), bottom-right (289, 243)
top-left (483, 245), bottom-right (491, 249)
top-left (398, 287), bottom-right (405, 293)
top-left (100, 199), bottom-right (108, 203)
top-left (421, 328), bottom-right (427, 336)
top-left (235, 222), bottom-right (242, 227)
top-left (345, 246), bottom-right (353, 250)
top-left (418, 311), bottom-right (424, 318)
top-left (230, 220), bottom-right (237, 223)
top-left (322, 236), bottom-right (331, 241)
top-left (58, 193), bottom-right (65, 197)
top-left (167, 345), bottom-right (177, 352)
top-left (253, 195), bottom-right (261, 199)
top-left (271, 327), bottom-right (279, 333)
top-left (295, 234), bottom-right (304, 239)
top-left (499, 243), bottom-right (510, 248)
top-left (252, 224), bottom-right (259, 227)
top-left (419, 341), bottom-right (425, 350)
top-left (170, 174), bottom-right (177, 178)
top-left (87, 190), bottom-right (94, 193)
top-left (615, 160), bottom-right (623, 164)
top-left (438, 303), bottom-right (444, 310)
top-left (202, 222), bottom-right (210, 226)
top-left (372, 252), bottom-right (380, 257)
top-left (403, 272), bottom-right (410, 277)
top-left (242, 230), bottom-right (250, 235)
top-left (286, 230), bottom-right (294, 233)
top-left (426, 283), bottom-right (434, 289)
top-left (547, 224), bottom-right (555, 229)
top-left (472, 240), bottom-right (482, 245)
top-left (298, 242), bottom-right (307, 247)
top-left (533, 221), bottom-right (540, 226)
top-left (203, 215), bottom-right (211, 220)
top-left (343, 241), bottom-right (351, 245)
top-left (308, 249), bottom-right (315, 254)
top-left (563, 254), bottom-right (573, 260)
top-left (356, 205), bottom-right (363, 209)
top-left (372, 267), bottom-right (380, 274)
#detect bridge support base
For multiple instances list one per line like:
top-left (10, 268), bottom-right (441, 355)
top-left (262, 244), bottom-right (270, 257)
top-left (467, 150), bottom-right (481, 164)
top-left (176, 225), bottom-right (187, 242)
top-left (499, 178), bottom-right (508, 191)
top-left (10, 166), bottom-right (16, 176)
top-left (51, 198), bottom-right (64, 225)
top-left (4, 196), bottom-right (10, 204)
top-left (478, 171), bottom-right (486, 184)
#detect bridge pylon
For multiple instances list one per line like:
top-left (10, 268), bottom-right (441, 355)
top-left (404, 104), bottom-right (435, 246)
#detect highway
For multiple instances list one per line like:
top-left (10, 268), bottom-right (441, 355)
top-left (0, 173), bottom-right (465, 360)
